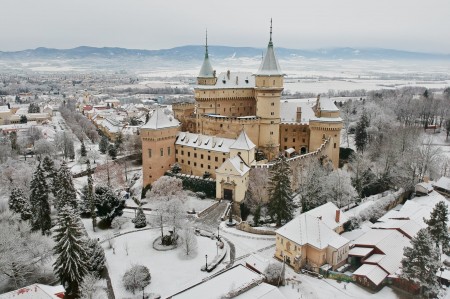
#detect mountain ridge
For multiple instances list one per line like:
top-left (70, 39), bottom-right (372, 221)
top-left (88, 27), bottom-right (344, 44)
top-left (1, 45), bottom-right (449, 61)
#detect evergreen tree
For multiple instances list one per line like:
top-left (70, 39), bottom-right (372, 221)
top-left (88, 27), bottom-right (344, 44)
top-left (99, 136), bottom-right (108, 154)
top-left (19, 115), bottom-right (27, 124)
top-left (86, 239), bottom-right (106, 276)
top-left (30, 163), bottom-right (51, 235)
top-left (108, 144), bottom-right (117, 160)
top-left (42, 155), bottom-right (56, 177)
top-left (54, 161), bottom-right (78, 211)
top-left (80, 141), bottom-right (87, 157)
top-left (114, 133), bottom-right (123, 154)
top-left (8, 187), bottom-right (32, 221)
top-left (267, 155), bottom-right (294, 226)
top-left (132, 207), bottom-right (147, 228)
top-left (401, 228), bottom-right (440, 297)
top-left (53, 206), bottom-right (89, 297)
top-left (355, 110), bottom-right (369, 153)
top-left (87, 161), bottom-right (96, 231)
top-left (95, 185), bottom-right (125, 227)
top-left (424, 201), bottom-right (450, 254)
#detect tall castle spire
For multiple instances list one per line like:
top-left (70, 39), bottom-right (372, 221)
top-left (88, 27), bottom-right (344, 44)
top-left (198, 29), bottom-right (215, 78)
top-left (256, 19), bottom-right (283, 76)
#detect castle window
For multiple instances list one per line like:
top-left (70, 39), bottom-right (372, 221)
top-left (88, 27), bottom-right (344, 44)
top-left (223, 158), bottom-right (225, 162)
top-left (194, 162), bottom-right (197, 166)
top-left (176, 158), bottom-right (178, 162)
top-left (293, 138), bottom-right (296, 142)
top-left (208, 165), bottom-right (211, 169)
top-left (303, 138), bottom-right (306, 143)
top-left (182, 150), bottom-right (184, 155)
top-left (201, 154), bottom-right (204, 159)
top-left (194, 153), bottom-right (197, 158)
top-left (271, 102), bottom-right (274, 106)
top-left (188, 161), bottom-right (190, 165)
top-left (284, 146), bottom-right (287, 149)
top-left (176, 149), bottom-right (178, 154)
top-left (271, 121), bottom-right (274, 124)
top-left (273, 80), bottom-right (275, 85)
top-left (160, 148), bottom-right (164, 156)
top-left (201, 164), bottom-right (203, 168)
top-left (284, 138), bottom-right (287, 142)
top-left (188, 152), bottom-right (190, 157)
top-left (334, 143), bottom-right (337, 148)
top-left (271, 112), bottom-right (274, 116)
top-left (148, 149), bottom-right (152, 158)
top-left (218, 104), bottom-right (220, 107)
top-left (182, 159), bottom-right (184, 163)
top-left (168, 147), bottom-right (171, 156)
top-left (215, 157), bottom-right (218, 162)
top-left (270, 131), bottom-right (273, 135)
top-left (208, 156), bottom-right (211, 160)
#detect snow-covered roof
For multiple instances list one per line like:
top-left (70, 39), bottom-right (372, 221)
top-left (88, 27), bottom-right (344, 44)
top-left (234, 282), bottom-right (287, 299)
top-left (348, 246), bottom-right (373, 257)
top-left (309, 117), bottom-right (343, 123)
top-left (371, 219), bottom-right (423, 239)
top-left (415, 181), bottom-right (434, 193)
top-left (0, 284), bottom-right (65, 299)
top-left (197, 72), bottom-right (255, 89)
top-left (317, 97), bottom-right (340, 112)
top-left (276, 213), bottom-right (349, 250)
top-left (280, 99), bottom-right (315, 124)
top-left (141, 107), bottom-right (180, 130)
top-left (0, 105), bottom-right (10, 112)
top-left (245, 254), bottom-right (269, 274)
top-left (434, 176), bottom-right (450, 191)
top-left (353, 229), bottom-right (411, 274)
top-left (176, 132), bottom-right (235, 153)
top-left (353, 264), bottom-right (388, 286)
top-left (256, 35), bottom-right (283, 76)
top-left (171, 265), bottom-right (264, 299)
top-left (230, 130), bottom-right (256, 151)
top-left (305, 202), bottom-right (349, 231)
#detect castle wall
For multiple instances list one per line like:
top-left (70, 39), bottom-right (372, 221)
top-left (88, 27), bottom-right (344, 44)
top-left (279, 123), bottom-right (310, 153)
top-left (309, 120), bottom-right (342, 169)
top-left (195, 96), bottom-right (256, 117)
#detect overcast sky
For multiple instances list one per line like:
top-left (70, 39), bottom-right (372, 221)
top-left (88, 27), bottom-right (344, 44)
top-left (1, 0), bottom-right (449, 53)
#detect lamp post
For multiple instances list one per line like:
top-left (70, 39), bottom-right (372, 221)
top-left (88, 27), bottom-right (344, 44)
top-left (205, 254), bottom-right (208, 270)
top-left (217, 226), bottom-right (220, 240)
top-left (142, 286), bottom-right (145, 299)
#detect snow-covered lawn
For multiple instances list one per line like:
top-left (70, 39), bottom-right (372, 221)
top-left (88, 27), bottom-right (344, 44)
top-left (103, 228), bottom-right (227, 298)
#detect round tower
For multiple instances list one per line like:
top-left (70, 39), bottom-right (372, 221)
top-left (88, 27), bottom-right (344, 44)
top-left (254, 19), bottom-right (284, 160)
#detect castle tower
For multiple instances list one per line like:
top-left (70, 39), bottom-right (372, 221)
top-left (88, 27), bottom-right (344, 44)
top-left (197, 30), bottom-right (217, 86)
top-left (229, 130), bottom-right (256, 166)
top-left (254, 19), bottom-right (284, 160)
top-left (141, 107), bottom-right (180, 186)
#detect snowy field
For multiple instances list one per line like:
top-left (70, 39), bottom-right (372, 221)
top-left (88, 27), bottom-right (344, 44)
top-left (103, 229), bottom-right (227, 298)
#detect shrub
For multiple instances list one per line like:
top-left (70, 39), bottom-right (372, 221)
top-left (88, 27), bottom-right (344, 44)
top-left (122, 265), bottom-right (151, 295)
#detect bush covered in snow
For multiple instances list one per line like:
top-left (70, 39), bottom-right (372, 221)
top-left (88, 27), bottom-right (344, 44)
top-left (132, 207), bottom-right (147, 228)
top-left (122, 264), bottom-right (151, 295)
top-left (264, 262), bottom-right (284, 286)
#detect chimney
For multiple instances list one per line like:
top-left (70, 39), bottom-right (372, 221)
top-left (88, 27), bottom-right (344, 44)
top-left (240, 161), bottom-right (244, 172)
top-left (227, 70), bottom-right (231, 80)
top-left (236, 76), bottom-right (239, 85)
top-left (296, 107), bottom-right (302, 123)
top-left (335, 210), bottom-right (340, 223)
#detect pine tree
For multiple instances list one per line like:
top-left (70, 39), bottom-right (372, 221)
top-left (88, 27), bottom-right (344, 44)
top-left (132, 207), bottom-right (147, 228)
top-left (30, 163), bottom-right (51, 235)
top-left (95, 185), bottom-right (125, 227)
top-left (8, 187), bottom-right (32, 221)
top-left (401, 228), bottom-right (440, 297)
top-left (53, 206), bottom-right (89, 297)
top-left (42, 155), bottom-right (56, 177)
top-left (54, 161), bottom-right (78, 211)
top-left (99, 136), bottom-right (108, 154)
top-left (107, 144), bottom-right (117, 160)
top-left (87, 161), bottom-right (96, 231)
top-left (424, 201), bottom-right (450, 254)
top-left (68, 140), bottom-right (75, 161)
top-left (267, 155), bottom-right (294, 226)
top-left (355, 110), bottom-right (369, 153)
top-left (80, 141), bottom-right (87, 157)
top-left (86, 239), bottom-right (106, 276)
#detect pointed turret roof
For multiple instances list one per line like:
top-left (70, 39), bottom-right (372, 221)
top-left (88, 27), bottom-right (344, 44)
top-left (256, 19), bottom-right (283, 76)
top-left (141, 107), bottom-right (180, 130)
top-left (198, 30), bottom-right (214, 78)
top-left (230, 130), bottom-right (256, 150)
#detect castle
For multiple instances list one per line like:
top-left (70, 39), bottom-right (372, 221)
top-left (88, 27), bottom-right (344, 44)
top-left (141, 24), bottom-right (343, 203)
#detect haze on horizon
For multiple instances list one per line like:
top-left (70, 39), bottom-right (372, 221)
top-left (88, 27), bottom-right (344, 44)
top-left (1, 0), bottom-right (449, 54)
